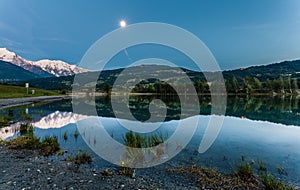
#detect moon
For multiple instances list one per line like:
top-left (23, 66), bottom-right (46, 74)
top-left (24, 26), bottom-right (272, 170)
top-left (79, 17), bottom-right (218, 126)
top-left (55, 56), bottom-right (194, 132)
top-left (119, 20), bottom-right (127, 28)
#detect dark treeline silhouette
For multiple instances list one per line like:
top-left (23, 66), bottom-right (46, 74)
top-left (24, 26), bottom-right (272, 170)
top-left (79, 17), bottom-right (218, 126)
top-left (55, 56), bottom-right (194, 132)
top-left (130, 76), bottom-right (298, 95)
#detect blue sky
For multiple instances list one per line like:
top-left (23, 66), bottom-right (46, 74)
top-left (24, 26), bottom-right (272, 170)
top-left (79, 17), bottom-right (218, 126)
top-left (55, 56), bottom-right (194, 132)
top-left (0, 0), bottom-right (300, 70)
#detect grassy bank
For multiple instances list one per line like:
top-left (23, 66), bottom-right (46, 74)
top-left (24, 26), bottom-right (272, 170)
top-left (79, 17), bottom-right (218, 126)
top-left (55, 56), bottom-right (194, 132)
top-left (0, 84), bottom-right (61, 99)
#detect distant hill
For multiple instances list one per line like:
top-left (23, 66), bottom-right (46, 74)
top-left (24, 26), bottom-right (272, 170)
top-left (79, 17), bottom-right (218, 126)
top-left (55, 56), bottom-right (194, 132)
top-left (0, 60), bottom-right (40, 82)
top-left (223, 59), bottom-right (300, 81)
top-left (7, 59), bottom-right (300, 90)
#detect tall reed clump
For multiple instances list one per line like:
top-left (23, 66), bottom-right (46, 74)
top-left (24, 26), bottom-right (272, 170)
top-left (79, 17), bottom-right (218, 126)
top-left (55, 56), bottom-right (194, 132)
top-left (120, 130), bottom-right (167, 177)
top-left (235, 162), bottom-right (253, 180)
top-left (262, 174), bottom-right (295, 190)
top-left (68, 151), bottom-right (92, 165)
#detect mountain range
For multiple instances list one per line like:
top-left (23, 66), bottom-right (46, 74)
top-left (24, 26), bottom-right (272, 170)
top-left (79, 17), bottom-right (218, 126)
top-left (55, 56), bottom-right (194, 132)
top-left (0, 48), bottom-right (299, 90)
top-left (25, 60), bottom-right (300, 91)
top-left (0, 48), bottom-right (88, 80)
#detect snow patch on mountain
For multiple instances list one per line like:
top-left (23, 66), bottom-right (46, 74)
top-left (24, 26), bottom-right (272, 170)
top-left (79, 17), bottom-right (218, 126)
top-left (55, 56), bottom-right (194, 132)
top-left (0, 48), bottom-right (88, 77)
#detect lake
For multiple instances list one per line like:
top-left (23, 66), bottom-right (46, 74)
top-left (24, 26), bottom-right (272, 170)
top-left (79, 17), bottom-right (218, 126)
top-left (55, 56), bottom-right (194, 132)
top-left (1, 95), bottom-right (300, 186)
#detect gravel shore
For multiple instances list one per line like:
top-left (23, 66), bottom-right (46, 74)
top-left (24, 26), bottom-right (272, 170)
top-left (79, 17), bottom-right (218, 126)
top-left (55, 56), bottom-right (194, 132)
top-left (0, 145), bottom-right (200, 190)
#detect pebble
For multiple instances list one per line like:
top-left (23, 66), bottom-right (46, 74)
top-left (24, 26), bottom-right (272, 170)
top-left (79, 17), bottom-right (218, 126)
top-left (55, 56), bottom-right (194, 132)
top-left (121, 184), bottom-right (125, 188)
top-left (47, 177), bottom-right (53, 184)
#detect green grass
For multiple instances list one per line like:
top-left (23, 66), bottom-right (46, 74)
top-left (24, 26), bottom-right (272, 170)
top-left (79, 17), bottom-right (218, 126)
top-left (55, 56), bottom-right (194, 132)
top-left (0, 84), bottom-right (61, 99)
top-left (120, 131), bottom-right (167, 177)
top-left (41, 136), bottom-right (60, 156)
top-left (123, 130), bottom-right (166, 148)
top-left (259, 159), bottom-right (267, 172)
top-left (0, 115), bottom-right (10, 127)
top-left (262, 174), bottom-right (295, 190)
top-left (68, 151), bottom-right (92, 165)
top-left (4, 134), bottom-right (60, 156)
top-left (236, 162), bottom-right (253, 180)
top-left (19, 123), bottom-right (34, 135)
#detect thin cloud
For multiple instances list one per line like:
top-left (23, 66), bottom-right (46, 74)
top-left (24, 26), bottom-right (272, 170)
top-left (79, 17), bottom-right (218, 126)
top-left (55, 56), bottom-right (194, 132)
top-left (35, 37), bottom-right (75, 45)
top-left (0, 22), bottom-right (15, 34)
top-left (0, 37), bottom-right (22, 47)
top-left (231, 23), bottom-right (274, 30)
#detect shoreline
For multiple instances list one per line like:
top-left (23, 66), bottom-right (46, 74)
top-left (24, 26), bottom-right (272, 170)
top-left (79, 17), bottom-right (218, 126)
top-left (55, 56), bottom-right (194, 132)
top-left (0, 144), bottom-right (297, 190)
top-left (0, 96), bottom-right (69, 110)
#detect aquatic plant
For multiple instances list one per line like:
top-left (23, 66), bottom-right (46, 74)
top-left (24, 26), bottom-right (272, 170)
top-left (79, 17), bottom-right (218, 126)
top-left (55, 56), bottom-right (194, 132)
top-left (258, 159), bottom-right (267, 172)
top-left (262, 173), bottom-right (295, 190)
top-left (120, 131), bottom-right (167, 177)
top-left (63, 131), bottom-right (68, 141)
top-left (40, 136), bottom-right (60, 156)
top-left (68, 151), bottom-right (92, 165)
top-left (19, 123), bottom-right (34, 135)
top-left (277, 164), bottom-right (288, 175)
top-left (123, 131), bottom-right (166, 148)
top-left (74, 129), bottom-right (79, 139)
top-left (236, 162), bottom-right (253, 180)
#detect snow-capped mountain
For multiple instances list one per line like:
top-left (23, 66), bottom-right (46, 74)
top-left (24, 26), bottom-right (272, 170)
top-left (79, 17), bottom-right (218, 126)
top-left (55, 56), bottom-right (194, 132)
top-left (0, 48), bottom-right (88, 77)
top-left (33, 111), bottom-right (89, 129)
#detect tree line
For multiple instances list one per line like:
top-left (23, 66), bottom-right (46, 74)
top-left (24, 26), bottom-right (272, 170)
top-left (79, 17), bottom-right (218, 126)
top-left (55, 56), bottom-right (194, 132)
top-left (100, 75), bottom-right (299, 95)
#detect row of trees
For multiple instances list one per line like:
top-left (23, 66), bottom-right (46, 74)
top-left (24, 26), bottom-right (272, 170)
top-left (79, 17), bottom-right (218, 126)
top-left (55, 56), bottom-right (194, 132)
top-left (226, 76), bottom-right (298, 94)
top-left (100, 76), bottom-right (299, 95)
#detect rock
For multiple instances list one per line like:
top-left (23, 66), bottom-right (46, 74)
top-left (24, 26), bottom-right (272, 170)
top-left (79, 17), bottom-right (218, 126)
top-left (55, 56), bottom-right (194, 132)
top-left (121, 184), bottom-right (125, 188)
top-left (47, 177), bottom-right (53, 184)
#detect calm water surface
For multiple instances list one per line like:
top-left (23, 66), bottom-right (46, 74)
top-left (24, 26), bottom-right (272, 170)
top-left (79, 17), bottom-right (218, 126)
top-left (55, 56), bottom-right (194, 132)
top-left (1, 95), bottom-right (300, 185)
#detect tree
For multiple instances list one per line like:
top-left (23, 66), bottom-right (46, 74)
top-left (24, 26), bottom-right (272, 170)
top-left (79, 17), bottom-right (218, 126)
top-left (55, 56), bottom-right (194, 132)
top-left (243, 76), bottom-right (253, 94)
top-left (232, 76), bottom-right (239, 93)
top-left (103, 83), bottom-right (110, 94)
top-left (278, 77), bottom-right (285, 93)
top-left (292, 78), bottom-right (298, 94)
top-left (265, 79), bottom-right (273, 92)
top-left (284, 76), bottom-right (292, 94)
top-left (253, 77), bottom-right (262, 92)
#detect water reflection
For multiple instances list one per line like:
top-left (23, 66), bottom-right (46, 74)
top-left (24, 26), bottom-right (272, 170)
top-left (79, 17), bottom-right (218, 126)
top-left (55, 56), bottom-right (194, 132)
top-left (1, 95), bottom-right (300, 185)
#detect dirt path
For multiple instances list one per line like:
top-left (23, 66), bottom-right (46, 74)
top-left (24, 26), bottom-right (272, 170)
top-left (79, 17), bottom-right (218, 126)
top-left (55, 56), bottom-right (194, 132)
top-left (0, 96), bottom-right (68, 109)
